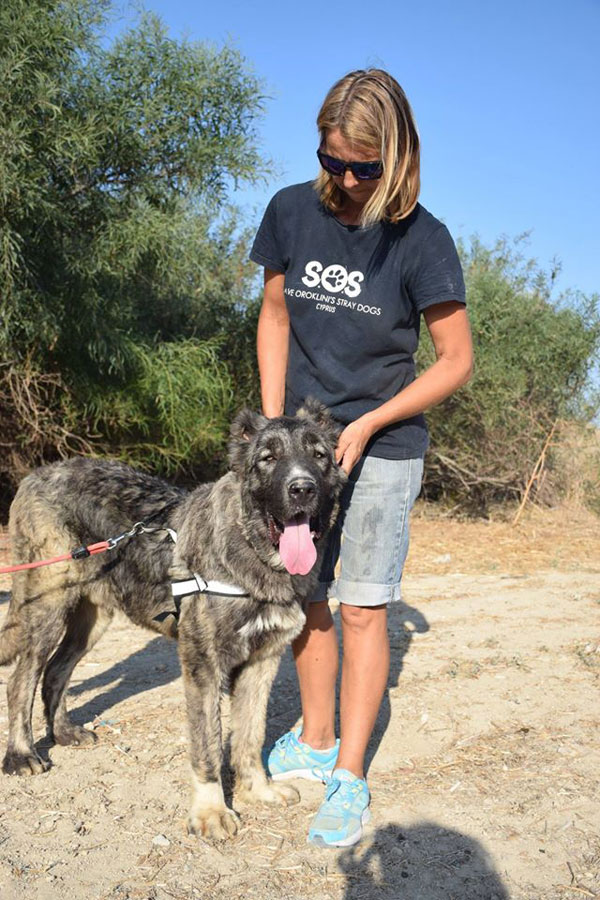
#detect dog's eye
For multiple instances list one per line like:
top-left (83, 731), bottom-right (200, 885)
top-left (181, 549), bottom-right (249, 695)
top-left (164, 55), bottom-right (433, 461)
top-left (260, 453), bottom-right (276, 463)
top-left (313, 449), bottom-right (327, 459)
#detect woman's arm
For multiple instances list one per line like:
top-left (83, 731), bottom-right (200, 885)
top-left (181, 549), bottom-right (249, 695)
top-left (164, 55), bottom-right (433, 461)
top-left (257, 268), bottom-right (289, 418)
top-left (336, 301), bottom-right (474, 473)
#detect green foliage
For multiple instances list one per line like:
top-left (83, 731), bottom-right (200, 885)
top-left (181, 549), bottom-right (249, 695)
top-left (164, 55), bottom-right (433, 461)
top-left (418, 235), bottom-right (600, 512)
top-left (76, 338), bottom-right (236, 473)
top-left (0, 0), bottom-right (265, 501)
top-left (2, 1), bottom-right (598, 519)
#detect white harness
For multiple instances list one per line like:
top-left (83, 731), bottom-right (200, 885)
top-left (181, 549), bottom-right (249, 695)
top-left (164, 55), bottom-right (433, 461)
top-left (167, 529), bottom-right (248, 599)
top-left (171, 574), bottom-right (249, 598)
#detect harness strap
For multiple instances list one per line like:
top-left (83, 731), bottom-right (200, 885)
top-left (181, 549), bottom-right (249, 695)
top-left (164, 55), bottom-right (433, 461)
top-left (171, 575), bottom-right (249, 598)
top-left (166, 528), bottom-right (248, 600)
top-left (153, 574), bottom-right (249, 627)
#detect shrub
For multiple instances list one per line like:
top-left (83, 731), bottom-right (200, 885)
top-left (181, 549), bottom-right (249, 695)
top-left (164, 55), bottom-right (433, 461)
top-left (0, 0), bottom-right (265, 508)
top-left (418, 236), bottom-right (600, 512)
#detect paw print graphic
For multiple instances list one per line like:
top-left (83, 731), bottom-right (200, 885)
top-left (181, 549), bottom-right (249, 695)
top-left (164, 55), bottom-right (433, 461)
top-left (328, 267), bottom-right (346, 287)
top-left (321, 264), bottom-right (349, 293)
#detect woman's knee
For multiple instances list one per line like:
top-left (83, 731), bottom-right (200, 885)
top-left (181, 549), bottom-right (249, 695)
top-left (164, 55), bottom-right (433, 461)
top-left (293, 600), bottom-right (336, 657)
top-left (294, 600), bottom-right (334, 647)
top-left (340, 602), bottom-right (387, 634)
top-left (305, 599), bottom-right (333, 626)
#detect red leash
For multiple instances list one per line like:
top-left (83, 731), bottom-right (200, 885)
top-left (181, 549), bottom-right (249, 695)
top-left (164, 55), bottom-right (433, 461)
top-left (0, 541), bottom-right (112, 574)
top-left (0, 520), bottom-right (150, 576)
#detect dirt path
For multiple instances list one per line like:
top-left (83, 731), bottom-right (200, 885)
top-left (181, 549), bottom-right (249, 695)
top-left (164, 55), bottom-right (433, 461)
top-left (1, 507), bottom-right (599, 900)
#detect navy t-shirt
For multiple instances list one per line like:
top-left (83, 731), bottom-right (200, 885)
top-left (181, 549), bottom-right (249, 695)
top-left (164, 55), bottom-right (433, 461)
top-left (250, 181), bottom-right (466, 459)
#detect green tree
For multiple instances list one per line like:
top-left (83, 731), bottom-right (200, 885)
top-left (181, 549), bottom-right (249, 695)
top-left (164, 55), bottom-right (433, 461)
top-left (0, 0), bottom-right (265, 503)
top-left (418, 235), bottom-right (600, 512)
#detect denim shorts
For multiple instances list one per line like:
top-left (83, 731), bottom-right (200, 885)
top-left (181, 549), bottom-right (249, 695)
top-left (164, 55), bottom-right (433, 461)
top-left (311, 455), bottom-right (424, 607)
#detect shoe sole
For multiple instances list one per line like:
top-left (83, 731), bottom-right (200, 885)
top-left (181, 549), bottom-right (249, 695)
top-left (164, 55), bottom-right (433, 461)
top-left (270, 769), bottom-right (332, 782)
top-left (308, 807), bottom-right (372, 848)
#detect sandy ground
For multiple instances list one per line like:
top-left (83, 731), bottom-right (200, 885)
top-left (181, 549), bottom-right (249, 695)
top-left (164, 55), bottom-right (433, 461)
top-left (0, 505), bottom-right (599, 900)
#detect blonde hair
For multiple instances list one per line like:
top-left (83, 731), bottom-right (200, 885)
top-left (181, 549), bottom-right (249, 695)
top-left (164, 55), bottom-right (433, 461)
top-left (315, 68), bottom-right (420, 226)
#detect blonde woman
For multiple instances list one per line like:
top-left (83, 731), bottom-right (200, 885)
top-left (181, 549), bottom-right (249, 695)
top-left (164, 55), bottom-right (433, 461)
top-left (251, 68), bottom-right (473, 847)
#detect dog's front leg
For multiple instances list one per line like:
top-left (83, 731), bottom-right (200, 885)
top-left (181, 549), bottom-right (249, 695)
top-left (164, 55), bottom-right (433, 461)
top-left (230, 653), bottom-right (299, 807)
top-left (178, 643), bottom-right (239, 841)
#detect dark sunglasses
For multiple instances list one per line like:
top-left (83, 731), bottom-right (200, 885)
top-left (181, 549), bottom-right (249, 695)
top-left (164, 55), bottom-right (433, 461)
top-left (317, 149), bottom-right (383, 181)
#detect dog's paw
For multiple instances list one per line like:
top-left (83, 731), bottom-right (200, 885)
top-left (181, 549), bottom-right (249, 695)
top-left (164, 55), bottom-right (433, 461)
top-left (53, 725), bottom-right (98, 748)
top-left (2, 751), bottom-right (49, 776)
top-left (238, 780), bottom-right (300, 807)
top-left (187, 807), bottom-right (240, 841)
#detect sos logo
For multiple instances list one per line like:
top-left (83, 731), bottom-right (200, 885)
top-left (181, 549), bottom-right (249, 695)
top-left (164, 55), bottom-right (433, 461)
top-left (301, 260), bottom-right (364, 298)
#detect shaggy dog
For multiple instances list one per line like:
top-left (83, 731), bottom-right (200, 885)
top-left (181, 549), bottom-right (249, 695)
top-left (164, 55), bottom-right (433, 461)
top-left (0, 400), bottom-right (345, 839)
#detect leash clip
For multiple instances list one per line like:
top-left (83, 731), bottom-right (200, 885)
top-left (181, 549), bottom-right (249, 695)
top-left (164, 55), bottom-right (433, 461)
top-left (106, 521), bottom-right (146, 550)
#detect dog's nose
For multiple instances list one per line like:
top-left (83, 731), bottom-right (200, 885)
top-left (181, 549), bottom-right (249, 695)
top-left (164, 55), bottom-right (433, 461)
top-left (288, 478), bottom-right (317, 500)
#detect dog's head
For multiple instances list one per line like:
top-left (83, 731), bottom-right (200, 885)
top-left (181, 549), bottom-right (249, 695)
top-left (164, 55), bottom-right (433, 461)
top-left (228, 399), bottom-right (346, 576)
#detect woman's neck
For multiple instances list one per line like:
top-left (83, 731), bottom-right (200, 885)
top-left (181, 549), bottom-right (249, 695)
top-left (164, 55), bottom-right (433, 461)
top-left (336, 198), bottom-right (365, 226)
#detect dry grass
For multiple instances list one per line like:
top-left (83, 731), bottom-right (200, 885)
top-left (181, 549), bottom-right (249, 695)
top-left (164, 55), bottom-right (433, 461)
top-left (376, 718), bottom-right (600, 796)
top-left (405, 503), bottom-right (600, 577)
top-left (550, 422), bottom-right (600, 514)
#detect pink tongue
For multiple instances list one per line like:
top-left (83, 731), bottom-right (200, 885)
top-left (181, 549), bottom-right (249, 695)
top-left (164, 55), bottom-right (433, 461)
top-left (278, 514), bottom-right (317, 575)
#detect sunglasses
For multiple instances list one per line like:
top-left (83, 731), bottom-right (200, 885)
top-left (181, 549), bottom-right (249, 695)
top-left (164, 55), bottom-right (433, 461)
top-left (317, 149), bottom-right (383, 181)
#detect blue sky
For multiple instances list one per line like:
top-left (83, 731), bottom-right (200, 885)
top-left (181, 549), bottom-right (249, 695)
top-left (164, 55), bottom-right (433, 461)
top-left (108, 0), bottom-right (599, 298)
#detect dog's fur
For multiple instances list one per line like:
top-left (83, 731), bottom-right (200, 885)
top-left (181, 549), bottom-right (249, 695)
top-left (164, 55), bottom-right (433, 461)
top-left (0, 400), bottom-right (345, 839)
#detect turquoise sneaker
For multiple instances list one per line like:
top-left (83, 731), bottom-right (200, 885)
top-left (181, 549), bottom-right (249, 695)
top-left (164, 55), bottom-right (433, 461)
top-left (308, 769), bottom-right (371, 847)
top-left (267, 727), bottom-right (339, 781)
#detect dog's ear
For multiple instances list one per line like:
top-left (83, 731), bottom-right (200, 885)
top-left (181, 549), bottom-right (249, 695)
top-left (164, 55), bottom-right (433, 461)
top-left (295, 397), bottom-right (343, 444)
top-left (228, 408), bottom-right (268, 472)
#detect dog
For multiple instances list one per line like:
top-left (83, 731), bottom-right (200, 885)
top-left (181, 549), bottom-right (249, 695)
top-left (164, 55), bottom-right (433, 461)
top-left (0, 399), bottom-right (346, 839)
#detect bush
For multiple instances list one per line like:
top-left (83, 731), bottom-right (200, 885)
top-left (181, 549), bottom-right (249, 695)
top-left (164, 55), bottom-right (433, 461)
top-left (549, 422), bottom-right (600, 516)
top-left (418, 235), bottom-right (600, 512)
top-left (0, 0), bottom-right (265, 507)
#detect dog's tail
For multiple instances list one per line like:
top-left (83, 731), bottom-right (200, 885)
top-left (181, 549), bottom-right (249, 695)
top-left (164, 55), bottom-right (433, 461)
top-left (0, 599), bottom-right (21, 665)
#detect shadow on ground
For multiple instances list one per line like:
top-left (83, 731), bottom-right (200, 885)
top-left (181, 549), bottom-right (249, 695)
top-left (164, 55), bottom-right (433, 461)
top-left (66, 636), bottom-right (180, 725)
top-left (2, 592), bottom-right (429, 777)
top-left (265, 599), bottom-right (429, 769)
top-left (366, 599), bottom-right (429, 772)
top-left (338, 821), bottom-right (509, 899)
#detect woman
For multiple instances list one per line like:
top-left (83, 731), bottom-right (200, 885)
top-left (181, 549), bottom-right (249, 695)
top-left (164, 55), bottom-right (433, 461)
top-left (250, 68), bottom-right (473, 848)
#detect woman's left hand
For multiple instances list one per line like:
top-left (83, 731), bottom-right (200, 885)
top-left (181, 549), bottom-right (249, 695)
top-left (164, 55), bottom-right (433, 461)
top-left (335, 417), bottom-right (375, 474)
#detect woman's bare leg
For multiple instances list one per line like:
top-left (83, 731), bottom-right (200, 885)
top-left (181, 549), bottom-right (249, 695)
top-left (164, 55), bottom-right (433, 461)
top-left (292, 600), bottom-right (338, 749)
top-left (335, 603), bottom-right (389, 779)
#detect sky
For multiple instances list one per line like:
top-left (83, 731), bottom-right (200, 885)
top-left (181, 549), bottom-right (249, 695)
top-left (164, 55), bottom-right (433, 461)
top-left (107, 0), bottom-right (600, 299)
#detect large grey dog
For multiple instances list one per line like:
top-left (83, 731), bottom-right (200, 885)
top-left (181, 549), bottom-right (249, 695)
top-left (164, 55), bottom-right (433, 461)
top-left (0, 400), bottom-right (345, 839)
